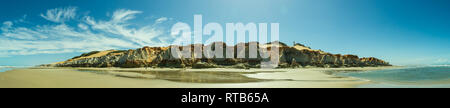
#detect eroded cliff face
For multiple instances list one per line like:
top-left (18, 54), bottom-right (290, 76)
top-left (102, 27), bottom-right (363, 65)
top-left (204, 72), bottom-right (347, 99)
top-left (49, 42), bottom-right (391, 68)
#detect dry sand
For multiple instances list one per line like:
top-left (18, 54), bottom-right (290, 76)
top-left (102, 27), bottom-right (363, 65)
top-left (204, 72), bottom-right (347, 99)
top-left (0, 67), bottom-right (398, 88)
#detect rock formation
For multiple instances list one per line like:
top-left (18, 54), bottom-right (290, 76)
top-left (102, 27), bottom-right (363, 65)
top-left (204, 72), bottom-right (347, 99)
top-left (46, 41), bottom-right (391, 68)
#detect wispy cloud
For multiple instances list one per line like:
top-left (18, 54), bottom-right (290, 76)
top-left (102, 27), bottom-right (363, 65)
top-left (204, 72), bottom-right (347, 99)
top-left (0, 7), bottom-right (172, 57)
top-left (84, 9), bottom-right (168, 47)
top-left (2, 21), bottom-right (12, 28)
top-left (77, 23), bottom-right (89, 30)
top-left (111, 9), bottom-right (142, 23)
top-left (436, 58), bottom-right (450, 64)
top-left (40, 7), bottom-right (77, 23)
top-left (155, 17), bottom-right (168, 24)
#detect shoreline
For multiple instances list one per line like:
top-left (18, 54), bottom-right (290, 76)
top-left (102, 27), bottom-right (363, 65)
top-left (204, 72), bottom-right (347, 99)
top-left (0, 66), bottom-right (398, 88)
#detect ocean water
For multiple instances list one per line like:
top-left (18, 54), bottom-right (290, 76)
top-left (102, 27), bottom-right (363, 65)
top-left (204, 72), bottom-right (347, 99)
top-left (0, 66), bottom-right (30, 72)
top-left (338, 66), bottom-right (450, 88)
top-left (0, 66), bottom-right (14, 72)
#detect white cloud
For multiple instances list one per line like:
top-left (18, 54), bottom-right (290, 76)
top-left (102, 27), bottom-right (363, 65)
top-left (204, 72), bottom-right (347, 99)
top-left (2, 27), bottom-right (48, 40)
top-left (40, 7), bottom-right (77, 23)
top-left (84, 9), bottom-right (167, 47)
top-left (78, 23), bottom-right (88, 30)
top-left (436, 58), bottom-right (449, 64)
top-left (3, 21), bottom-right (13, 28)
top-left (111, 9), bottom-right (142, 23)
top-left (1, 21), bottom-right (13, 32)
top-left (155, 17), bottom-right (168, 24)
top-left (17, 15), bottom-right (27, 22)
top-left (0, 7), bottom-right (171, 57)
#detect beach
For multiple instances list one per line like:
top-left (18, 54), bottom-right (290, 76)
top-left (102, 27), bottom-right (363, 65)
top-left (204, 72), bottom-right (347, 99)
top-left (0, 67), bottom-right (398, 88)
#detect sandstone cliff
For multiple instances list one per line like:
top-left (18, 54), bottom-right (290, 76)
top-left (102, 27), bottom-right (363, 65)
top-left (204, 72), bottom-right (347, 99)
top-left (47, 42), bottom-right (391, 68)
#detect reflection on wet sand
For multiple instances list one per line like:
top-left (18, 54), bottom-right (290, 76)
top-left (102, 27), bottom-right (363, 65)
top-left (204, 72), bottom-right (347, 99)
top-left (2, 67), bottom-right (397, 88)
top-left (78, 69), bottom-right (290, 83)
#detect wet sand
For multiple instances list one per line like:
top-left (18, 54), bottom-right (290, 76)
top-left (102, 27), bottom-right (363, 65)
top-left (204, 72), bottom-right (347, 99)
top-left (0, 67), bottom-right (397, 88)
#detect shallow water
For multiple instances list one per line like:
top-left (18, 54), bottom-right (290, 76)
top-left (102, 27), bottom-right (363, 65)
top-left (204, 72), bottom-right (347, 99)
top-left (0, 67), bottom-right (13, 72)
top-left (338, 66), bottom-right (450, 87)
top-left (78, 69), bottom-right (290, 83)
top-left (358, 83), bottom-right (450, 88)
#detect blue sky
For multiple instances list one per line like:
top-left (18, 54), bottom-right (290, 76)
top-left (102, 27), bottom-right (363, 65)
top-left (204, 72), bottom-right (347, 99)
top-left (0, 0), bottom-right (449, 66)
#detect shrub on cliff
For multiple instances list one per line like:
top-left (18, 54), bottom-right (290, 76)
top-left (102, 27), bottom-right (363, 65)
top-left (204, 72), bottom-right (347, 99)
top-left (72, 51), bottom-right (100, 59)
